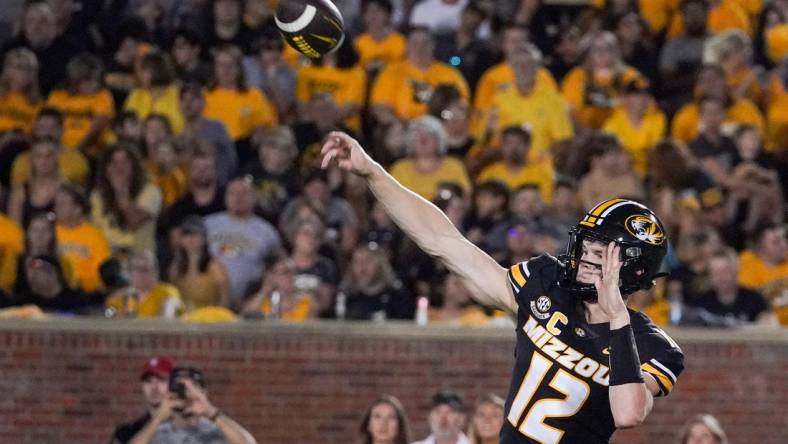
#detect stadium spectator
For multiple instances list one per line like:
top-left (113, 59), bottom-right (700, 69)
top-left (7, 137), bottom-right (64, 227)
top-left (10, 108), bottom-right (90, 189)
top-left (168, 215), bottom-right (231, 312)
top-left (286, 220), bottom-right (339, 318)
top-left (678, 414), bottom-right (729, 444)
top-left (765, 58), bottom-right (788, 151)
top-left (578, 134), bottom-right (645, 210)
top-left (170, 27), bottom-right (211, 86)
top-left (157, 150), bottom-right (226, 249)
top-left (45, 53), bottom-right (114, 157)
top-left (464, 180), bottom-right (509, 252)
top-left (110, 356), bottom-right (176, 444)
top-left (206, 0), bottom-right (256, 54)
top-left (178, 83), bottom-right (237, 185)
top-left (479, 44), bottom-right (573, 171)
top-left (562, 31), bottom-right (643, 129)
top-left (466, 393), bottom-right (505, 444)
top-left (244, 126), bottom-right (300, 223)
top-left (123, 51), bottom-right (184, 134)
top-left (106, 249), bottom-right (182, 318)
top-left (671, 64), bottom-right (764, 144)
top-left (413, 390), bottom-right (469, 444)
top-left (738, 223), bottom-right (788, 294)
top-left (477, 125), bottom-right (554, 203)
top-left (409, 0), bottom-right (468, 37)
top-left (128, 366), bottom-right (257, 444)
top-left (205, 176), bottom-right (281, 309)
top-left (437, 2), bottom-right (496, 90)
top-left (279, 169), bottom-right (359, 254)
top-left (428, 84), bottom-right (474, 159)
top-left (0, 213), bottom-right (23, 293)
top-left (370, 26), bottom-right (469, 122)
top-left (243, 33), bottom-right (297, 122)
top-left (142, 115), bottom-right (187, 206)
top-left (0, 2), bottom-right (80, 95)
top-left (103, 24), bottom-right (147, 109)
top-left (359, 394), bottom-right (412, 444)
top-left (390, 115), bottom-right (471, 200)
top-left (659, 0), bottom-right (709, 108)
top-left (295, 35), bottom-right (366, 131)
top-left (602, 78), bottom-right (666, 176)
top-left (241, 252), bottom-right (316, 320)
top-left (0, 48), bottom-right (41, 135)
top-left (355, 0), bottom-right (406, 72)
top-left (203, 44), bottom-right (278, 165)
top-left (8, 252), bottom-right (87, 313)
top-left (689, 97), bottom-right (740, 188)
top-left (704, 30), bottom-right (763, 103)
top-left (54, 183), bottom-right (110, 293)
top-left (669, 228), bottom-right (725, 305)
top-left (615, 12), bottom-right (659, 84)
top-left (91, 145), bottom-right (163, 252)
top-left (339, 242), bottom-right (412, 320)
top-left (487, 184), bottom-right (558, 258)
top-left (431, 272), bottom-right (500, 326)
top-left (114, 111), bottom-right (143, 146)
top-left (693, 249), bottom-right (777, 325)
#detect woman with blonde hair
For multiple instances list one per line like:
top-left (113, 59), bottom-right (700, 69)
top-left (0, 48), bottom-right (42, 135)
top-left (7, 137), bottom-right (63, 227)
top-left (679, 414), bottom-right (728, 444)
top-left (467, 393), bottom-right (505, 444)
top-left (703, 30), bottom-right (762, 103)
top-left (359, 395), bottom-right (411, 444)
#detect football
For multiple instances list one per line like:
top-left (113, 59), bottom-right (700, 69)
top-left (275, 0), bottom-right (345, 58)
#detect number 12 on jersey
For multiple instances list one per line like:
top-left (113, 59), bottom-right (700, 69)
top-left (507, 351), bottom-right (591, 444)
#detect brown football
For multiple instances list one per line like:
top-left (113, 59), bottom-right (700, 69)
top-left (275, 0), bottom-right (345, 58)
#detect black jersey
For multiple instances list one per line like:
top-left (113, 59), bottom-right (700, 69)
top-left (501, 254), bottom-right (684, 444)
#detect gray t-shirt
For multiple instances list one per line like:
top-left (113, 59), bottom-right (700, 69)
top-left (205, 213), bottom-right (281, 305)
top-left (151, 418), bottom-right (227, 444)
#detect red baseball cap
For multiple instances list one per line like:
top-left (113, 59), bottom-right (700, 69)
top-left (140, 356), bottom-right (175, 380)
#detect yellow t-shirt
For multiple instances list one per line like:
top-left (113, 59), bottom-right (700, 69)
top-left (602, 106), bottom-right (667, 176)
top-left (106, 283), bottom-right (183, 318)
top-left (123, 85), bottom-right (184, 134)
top-left (477, 161), bottom-right (555, 203)
top-left (737, 250), bottom-right (788, 291)
top-left (766, 24), bottom-right (788, 64)
top-left (666, 0), bottom-right (752, 39)
top-left (355, 32), bottom-right (407, 70)
top-left (203, 87), bottom-right (278, 141)
top-left (670, 98), bottom-right (765, 143)
top-left (0, 215), bottom-right (24, 293)
top-left (56, 222), bottom-right (111, 292)
top-left (90, 182), bottom-right (163, 252)
top-left (46, 89), bottom-right (115, 149)
top-left (561, 66), bottom-right (643, 129)
top-left (260, 293), bottom-right (314, 321)
top-left (638, 0), bottom-right (681, 34)
top-left (295, 64), bottom-right (366, 129)
top-left (473, 63), bottom-right (558, 114)
top-left (0, 92), bottom-right (41, 134)
top-left (389, 157), bottom-right (472, 200)
top-left (484, 85), bottom-right (574, 165)
top-left (11, 149), bottom-right (90, 188)
top-left (766, 75), bottom-right (788, 151)
top-left (370, 60), bottom-right (470, 120)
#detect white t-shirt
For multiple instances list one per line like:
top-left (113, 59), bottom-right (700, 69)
top-left (409, 0), bottom-right (469, 34)
top-left (411, 432), bottom-right (470, 444)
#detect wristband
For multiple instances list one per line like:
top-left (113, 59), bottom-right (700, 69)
top-left (209, 410), bottom-right (222, 422)
top-left (608, 324), bottom-right (644, 386)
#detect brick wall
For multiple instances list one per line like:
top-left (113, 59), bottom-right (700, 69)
top-left (0, 320), bottom-right (786, 443)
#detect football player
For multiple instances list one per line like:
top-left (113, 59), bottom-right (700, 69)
top-left (322, 132), bottom-right (684, 444)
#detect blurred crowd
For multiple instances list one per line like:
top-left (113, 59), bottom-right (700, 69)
top-left (0, 0), bottom-right (786, 327)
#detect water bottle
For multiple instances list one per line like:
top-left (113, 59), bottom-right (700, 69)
top-left (269, 290), bottom-right (282, 320)
top-left (416, 296), bottom-right (429, 326)
top-left (335, 291), bottom-right (347, 320)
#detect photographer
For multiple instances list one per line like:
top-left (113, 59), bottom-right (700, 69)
top-left (129, 367), bottom-right (256, 444)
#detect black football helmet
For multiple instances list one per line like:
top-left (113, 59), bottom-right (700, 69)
top-left (559, 199), bottom-right (668, 301)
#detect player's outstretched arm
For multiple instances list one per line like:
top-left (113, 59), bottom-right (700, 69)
top-left (321, 132), bottom-right (517, 314)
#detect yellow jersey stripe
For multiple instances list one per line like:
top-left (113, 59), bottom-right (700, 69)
top-left (510, 263), bottom-right (527, 288)
top-left (590, 198), bottom-right (626, 217)
top-left (642, 363), bottom-right (674, 393)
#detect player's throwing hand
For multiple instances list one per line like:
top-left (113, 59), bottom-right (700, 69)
top-left (320, 131), bottom-right (375, 176)
top-left (593, 242), bottom-right (628, 322)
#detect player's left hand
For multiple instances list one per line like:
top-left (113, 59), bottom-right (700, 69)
top-left (593, 242), bottom-right (628, 324)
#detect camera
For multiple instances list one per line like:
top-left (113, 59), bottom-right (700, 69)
top-left (169, 367), bottom-right (205, 400)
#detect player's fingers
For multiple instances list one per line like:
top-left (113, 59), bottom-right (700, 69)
top-left (320, 150), bottom-right (336, 169)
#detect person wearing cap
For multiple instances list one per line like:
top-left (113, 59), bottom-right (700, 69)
top-left (110, 356), bottom-right (176, 444)
top-left (601, 78), bottom-right (666, 177)
top-left (413, 390), bottom-right (469, 444)
top-left (129, 365), bottom-right (257, 444)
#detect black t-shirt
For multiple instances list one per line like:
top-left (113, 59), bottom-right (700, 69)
top-left (156, 188), bottom-right (226, 238)
top-left (205, 24), bottom-right (257, 54)
top-left (243, 163), bottom-right (300, 224)
top-left (689, 133), bottom-right (738, 171)
top-left (1, 36), bottom-right (82, 95)
top-left (695, 287), bottom-right (770, 323)
top-left (344, 284), bottom-right (414, 321)
top-left (110, 412), bottom-right (150, 444)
